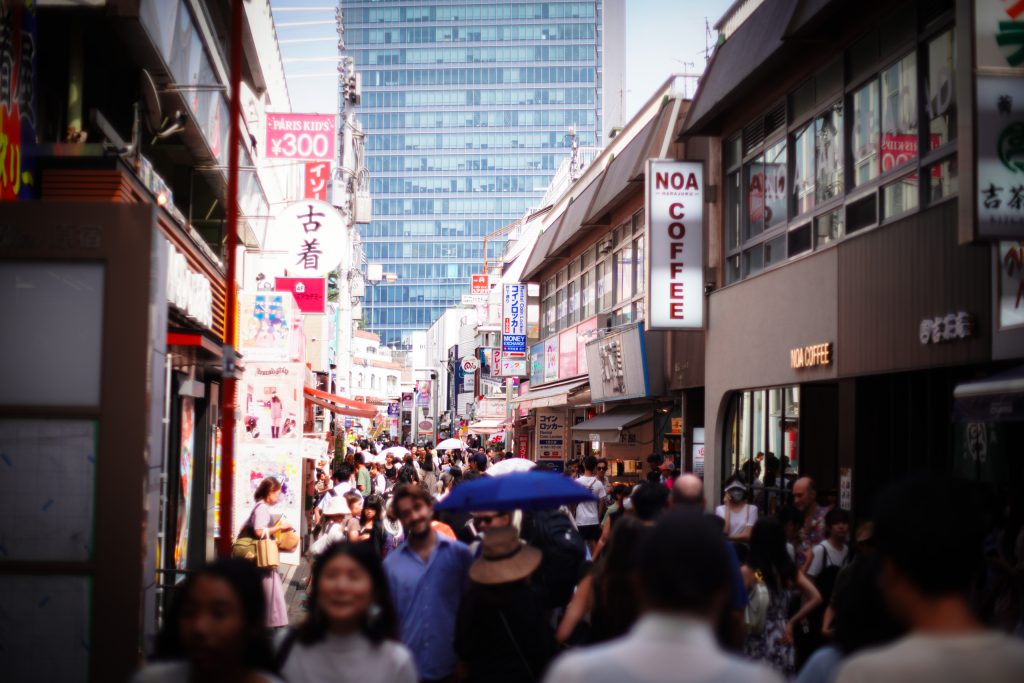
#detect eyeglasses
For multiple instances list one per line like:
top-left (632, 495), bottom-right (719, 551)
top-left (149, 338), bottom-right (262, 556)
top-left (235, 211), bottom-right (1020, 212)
top-left (473, 514), bottom-right (502, 526)
top-left (596, 466), bottom-right (608, 471)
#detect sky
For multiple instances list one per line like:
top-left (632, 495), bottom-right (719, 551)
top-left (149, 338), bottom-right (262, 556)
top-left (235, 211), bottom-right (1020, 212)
top-left (271, 0), bottom-right (735, 120)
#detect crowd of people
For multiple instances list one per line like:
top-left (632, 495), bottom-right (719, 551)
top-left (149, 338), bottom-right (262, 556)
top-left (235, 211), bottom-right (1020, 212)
top-left (134, 437), bottom-right (1024, 683)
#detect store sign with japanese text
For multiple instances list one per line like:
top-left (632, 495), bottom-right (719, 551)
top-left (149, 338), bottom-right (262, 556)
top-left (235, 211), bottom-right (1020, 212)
top-left (167, 241), bottom-right (214, 328)
top-left (470, 274), bottom-right (490, 294)
top-left (646, 161), bottom-right (704, 329)
top-left (265, 113), bottom-right (336, 161)
top-left (275, 277), bottom-right (326, 314)
top-left (500, 283), bottom-right (528, 376)
top-left (534, 408), bottom-right (566, 461)
top-left (976, 77), bottom-right (1024, 238)
top-left (585, 324), bottom-right (651, 402)
top-left (975, 0), bottom-right (1024, 70)
top-left (277, 200), bottom-right (345, 276)
top-left (304, 161), bottom-right (330, 201)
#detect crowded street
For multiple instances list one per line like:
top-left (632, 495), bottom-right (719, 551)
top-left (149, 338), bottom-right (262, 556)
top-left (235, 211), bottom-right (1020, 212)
top-left (2, 0), bottom-right (1024, 682)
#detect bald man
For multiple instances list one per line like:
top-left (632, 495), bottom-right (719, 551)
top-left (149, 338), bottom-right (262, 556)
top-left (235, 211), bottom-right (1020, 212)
top-left (669, 472), bottom-right (749, 651)
top-left (793, 476), bottom-right (829, 569)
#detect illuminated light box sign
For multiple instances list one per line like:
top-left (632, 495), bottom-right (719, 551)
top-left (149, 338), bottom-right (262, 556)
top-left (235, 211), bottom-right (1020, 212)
top-left (790, 342), bottom-right (832, 369)
top-left (275, 277), bottom-right (326, 314)
top-left (265, 113), bottom-right (336, 161)
top-left (500, 283), bottom-right (528, 376)
top-left (646, 160), bottom-right (705, 330)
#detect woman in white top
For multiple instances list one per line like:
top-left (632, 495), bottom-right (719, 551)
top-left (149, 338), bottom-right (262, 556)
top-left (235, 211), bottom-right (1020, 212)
top-left (132, 558), bottom-right (285, 683)
top-left (716, 480), bottom-right (759, 542)
top-left (279, 541), bottom-right (417, 683)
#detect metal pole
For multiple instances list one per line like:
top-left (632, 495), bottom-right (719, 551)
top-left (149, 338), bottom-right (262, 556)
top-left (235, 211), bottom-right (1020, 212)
top-left (217, 0), bottom-right (244, 558)
top-left (432, 373), bottom-right (439, 444)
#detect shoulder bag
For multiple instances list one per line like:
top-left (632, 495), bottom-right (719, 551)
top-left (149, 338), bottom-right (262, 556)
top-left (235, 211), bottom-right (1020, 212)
top-left (256, 527), bottom-right (280, 568)
top-left (231, 508), bottom-right (258, 561)
top-left (745, 570), bottom-right (771, 635)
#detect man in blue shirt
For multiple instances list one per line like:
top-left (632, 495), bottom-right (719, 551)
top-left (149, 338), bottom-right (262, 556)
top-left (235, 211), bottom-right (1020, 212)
top-left (384, 483), bottom-right (473, 682)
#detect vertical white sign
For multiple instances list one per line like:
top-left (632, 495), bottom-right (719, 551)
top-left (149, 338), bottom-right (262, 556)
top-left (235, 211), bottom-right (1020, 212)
top-left (645, 160), bottom-right (704, 329)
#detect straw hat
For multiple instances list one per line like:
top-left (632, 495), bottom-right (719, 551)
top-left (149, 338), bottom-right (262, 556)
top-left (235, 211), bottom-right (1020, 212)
top-left (322, 494), bottom-right (351, 517)
top-left (469, 526), bottom-right (542, 585)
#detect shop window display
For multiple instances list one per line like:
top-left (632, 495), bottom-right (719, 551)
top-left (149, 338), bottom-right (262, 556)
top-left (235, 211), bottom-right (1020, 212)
top-left (724, 387), bottom-right (800, 513)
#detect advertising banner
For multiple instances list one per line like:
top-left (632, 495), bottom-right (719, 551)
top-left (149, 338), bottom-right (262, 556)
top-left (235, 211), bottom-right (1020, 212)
top-left (999, 241), bottom-right (1024, 329)
top-left (275, 277), bottom-right (327, 314)
top-left (233, 443), bottom-right (303, 565)
top-left (241, 362), bottom-right (304, 442)
top-left (174, 397), bottom-right (195, 570)
top-left (544, 336), bottom-right (559, 382)
top-left (558, 327), bottom-right (578, 378)
top-left (238, 292), bottom-right (298, 362)
top-left (530, 343), bottom-right (545, 385)
top-left (646, 161), bottom-right (704, 329)
top-left (276, 200), bottom-right (346, 276)
top-left (265, 113), bottom-right (336, 161)
top-left (534, 408), bottom-right (566, 461)
top-left (576, 317), bottom-right (600, 376)
top-left (304, 161), bottom-right (330, 201)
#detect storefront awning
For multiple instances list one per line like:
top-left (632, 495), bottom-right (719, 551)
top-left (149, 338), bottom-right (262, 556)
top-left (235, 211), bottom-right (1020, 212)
top-left (571, 405), bottom-right (651, 442)
top-left (953, 366), bottom-right (1024, 422)
top-left (513, 378), bottom-right (589, 409)
top-left (303, 386), bottom-right (378, 419)
top-left (467, 418), bottom-right (506, 435)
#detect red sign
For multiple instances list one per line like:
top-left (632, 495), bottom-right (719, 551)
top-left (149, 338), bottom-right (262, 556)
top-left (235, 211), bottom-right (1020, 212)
top-left (559, 326), bottom-right (578, 378)
top-left (265, 113), bottom-right (336, 161)
top-left (471, 274), bottom-right (490, 294)
top-left (304, 161), bottom-right (330, 201)
top-left (275, 277), bottom-right (327, 314)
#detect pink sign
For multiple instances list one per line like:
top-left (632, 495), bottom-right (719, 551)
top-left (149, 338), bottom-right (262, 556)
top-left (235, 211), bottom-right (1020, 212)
top-left (266, 113), bottom-right (336, 160)
top-left (275, 277), bottom-right (327, 314)
top-left (559, 327), bottom-right (578, 378)
top-left (304, 161), bottom-right (330, 201)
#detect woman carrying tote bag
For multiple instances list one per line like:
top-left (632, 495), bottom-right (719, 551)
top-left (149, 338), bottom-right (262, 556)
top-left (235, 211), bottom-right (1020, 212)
top-left (237, 477), bottom-right (293, 630)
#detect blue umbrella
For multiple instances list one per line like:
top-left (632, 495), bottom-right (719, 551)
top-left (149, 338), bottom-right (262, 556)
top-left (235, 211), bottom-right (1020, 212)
top-left (434, 470), bottom-right (597, 512)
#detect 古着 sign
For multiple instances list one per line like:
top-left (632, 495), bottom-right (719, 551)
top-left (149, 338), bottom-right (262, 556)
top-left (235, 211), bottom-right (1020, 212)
top-left (500, 283), bottom-right (528, 376)
top-left (645, 160), bottom-right (705, 329)
top-left (276, 200), bottom-right (345, 276)
top-left (265, 113), bottom-right (336, 161)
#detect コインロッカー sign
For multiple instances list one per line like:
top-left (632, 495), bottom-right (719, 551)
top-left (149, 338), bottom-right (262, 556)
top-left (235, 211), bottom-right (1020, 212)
top-left (645, 161), bottom-right (704, 330)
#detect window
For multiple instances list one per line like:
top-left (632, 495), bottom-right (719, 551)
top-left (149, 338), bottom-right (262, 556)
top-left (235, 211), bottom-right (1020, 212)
top-left (726, 171), bottom-right (742, 249)
top-left (815, 103), bottom-right (844, 202)
top-left (880, 53), bottom-right (918, 173)
top-left (927, 30), bottom-right (956, 149)
top-left (724, 387), bottom-right (800, 501)
top-left (815, 209), bottom-right (844, 247)
top-left (744, 154), bottom-right (766, 239)
top-left (792, 123), bottom-right (815, 216)
top-left (764, 140), bottom-right (787, 229)
top-left (614, 241), bottom-right (633, 304)
top-left (852, 80), bottom-right (881, 186)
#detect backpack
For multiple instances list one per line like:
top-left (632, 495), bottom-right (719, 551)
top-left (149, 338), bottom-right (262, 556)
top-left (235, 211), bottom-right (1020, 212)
top-left (525, 509), bottom-right (588, 609)
top-left (745, 570), bottom-right (771, 635)
top-left (813, 542), bottom-right (849, 605)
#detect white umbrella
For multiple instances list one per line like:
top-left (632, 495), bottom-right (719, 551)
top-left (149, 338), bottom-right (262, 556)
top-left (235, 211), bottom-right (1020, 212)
top-left (486, 458), bottom-right (536, 476)
top-left (380, 446), bottom-right (410, 459)
top-left (436, 437), bottom-right (466, 451)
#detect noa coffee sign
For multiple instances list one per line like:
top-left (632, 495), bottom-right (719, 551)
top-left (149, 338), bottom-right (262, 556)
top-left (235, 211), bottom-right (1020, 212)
top-left (645, 161), bottom-right (704, 330)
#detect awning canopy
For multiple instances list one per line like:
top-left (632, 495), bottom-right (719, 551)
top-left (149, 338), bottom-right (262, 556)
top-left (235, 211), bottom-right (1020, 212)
top-left (513, 378), bottom-right (589, 409)
top-left (467, 418), bottom-right (506, 435)
top-left (571, 405), bottom-right (651, 442)
top-left (953, 366), bottom-right (1024, 422)
top-left (303, 386), bottom-right (378, 419)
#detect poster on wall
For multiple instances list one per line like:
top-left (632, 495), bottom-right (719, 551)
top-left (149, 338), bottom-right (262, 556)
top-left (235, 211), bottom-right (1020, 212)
top-left (175, 397), bottom-right (195, 570)
top-left (242, 363), bottom-right (304, 442)
top-left (238, 291), bottom-right (298, 361)
top-left (534, 408), bottom-right (566, 461)
top-left (530, 343), bottom-right (545, 385)
top-left (544, 337), bottom-right (559, 382)
top-left (645, 160), bottom-right (705, 329)
top-left (976, 77), bottom-right (1024, 239)
top-left (999, 241), bottom-right (1024, 329)
top-left (576, 317), bottom-right (599, 375)
top-left (233, 443), bottom-right (303, 565)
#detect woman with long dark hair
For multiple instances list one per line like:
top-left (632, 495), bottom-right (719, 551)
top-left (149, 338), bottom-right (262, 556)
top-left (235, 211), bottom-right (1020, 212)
top-left (279, 541), bottom-right (416, 683)
top-left (742, 517), bottom-right (822, 677)
top-left (354, 494), bottom-right (386, 556)
top-left (237, 477), bottom-right (292, 629)
top-left (134, 559), bottom-right (283, 683)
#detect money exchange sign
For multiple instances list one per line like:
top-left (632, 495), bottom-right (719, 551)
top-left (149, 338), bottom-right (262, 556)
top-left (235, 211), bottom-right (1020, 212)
top-left (500, 283), bottom-right (528, 376)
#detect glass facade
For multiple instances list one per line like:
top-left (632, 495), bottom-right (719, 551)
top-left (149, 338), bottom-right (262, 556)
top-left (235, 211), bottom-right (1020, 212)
top-left (341, 0), bottom-right (610, 346)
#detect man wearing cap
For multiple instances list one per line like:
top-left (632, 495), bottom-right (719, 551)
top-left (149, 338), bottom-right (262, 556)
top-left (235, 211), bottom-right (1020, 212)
top-left (385, 483), bottom-right (474, 683)
top-left (456, 526), bottom-right (556, 682)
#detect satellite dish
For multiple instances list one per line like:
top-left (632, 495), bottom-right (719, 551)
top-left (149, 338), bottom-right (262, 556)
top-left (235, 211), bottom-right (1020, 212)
top-left (140, 69), bottom-right (188, 140)
top-left (140, 69), bottom-right (163, 134)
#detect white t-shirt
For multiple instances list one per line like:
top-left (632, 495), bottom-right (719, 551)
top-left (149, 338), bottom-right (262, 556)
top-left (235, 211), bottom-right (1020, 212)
top-left (281, 632), bottom-right (417, 683)
top-left (575, 475), bottom-right (607, 526)
top-left (132, 662), bottom-right (285, 683)
top-left (836, 632), bottom-right (1024, 683)
top-left (806, 540), bottom-right (849, 578)
top-left (714, 504), bottom-right (758, 537)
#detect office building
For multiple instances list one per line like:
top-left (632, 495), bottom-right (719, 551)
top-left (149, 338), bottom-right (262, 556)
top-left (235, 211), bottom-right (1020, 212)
top-left (339, 0), bottom-right (625, 346)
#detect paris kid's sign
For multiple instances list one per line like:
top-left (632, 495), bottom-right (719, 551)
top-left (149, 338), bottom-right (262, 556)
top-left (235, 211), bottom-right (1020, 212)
top-left (645, 161), bottom-right (704, 330)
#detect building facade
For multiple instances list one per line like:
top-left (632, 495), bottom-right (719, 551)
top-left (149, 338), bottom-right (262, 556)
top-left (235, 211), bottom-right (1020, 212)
top-left (338, 0), bottom-right (625, 346)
